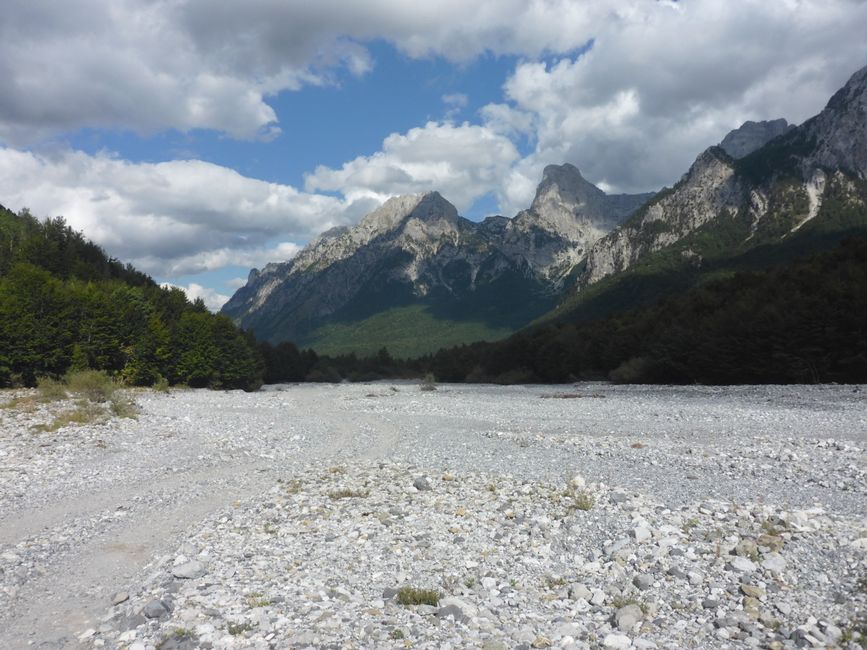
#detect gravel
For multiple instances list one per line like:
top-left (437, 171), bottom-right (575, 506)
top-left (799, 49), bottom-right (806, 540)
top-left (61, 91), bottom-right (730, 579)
top-left (0, 382), bottom-right (865, 649)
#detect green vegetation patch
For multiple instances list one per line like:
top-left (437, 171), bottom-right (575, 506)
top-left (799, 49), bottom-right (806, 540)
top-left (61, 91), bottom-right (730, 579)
top-left (395, 586), bottom-right (441, 607)
top-left (304, 304), bottom-right (513, 358)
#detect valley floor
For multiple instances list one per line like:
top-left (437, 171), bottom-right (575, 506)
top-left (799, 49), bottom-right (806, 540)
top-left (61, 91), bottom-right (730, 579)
top-left (0, 383), bottom-right (865, 649)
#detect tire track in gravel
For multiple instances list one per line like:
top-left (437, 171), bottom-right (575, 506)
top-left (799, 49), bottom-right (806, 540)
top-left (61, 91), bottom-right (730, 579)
top-left (0, 388), bottom-right (406, 649)
top-left (0, 460), bottom-right (279, 649)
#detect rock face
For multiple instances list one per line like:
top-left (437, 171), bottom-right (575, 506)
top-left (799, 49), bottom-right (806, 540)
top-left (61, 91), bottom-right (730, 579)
top-left (578, 63), bottom-right (867, 290)
top-left (222, 166), bottom-right (651, 348)
top-left (719, 119), bottom-right (793, 159)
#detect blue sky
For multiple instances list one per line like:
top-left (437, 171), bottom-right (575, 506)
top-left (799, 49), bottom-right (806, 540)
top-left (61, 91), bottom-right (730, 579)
top-left (0, 0), bottom-right (864, 309)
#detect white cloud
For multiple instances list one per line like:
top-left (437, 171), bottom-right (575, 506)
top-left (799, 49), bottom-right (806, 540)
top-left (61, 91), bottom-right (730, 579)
top-left (305, 121), bottom-right (520, 212)
top-left (162, 282), bottom-right (230, 312)
top-left (225, 277), bottom-right (249, 290)
top-left (0, 147), bottom-right (352, 277)
top-left (483, 0), bottom-right (867, 205)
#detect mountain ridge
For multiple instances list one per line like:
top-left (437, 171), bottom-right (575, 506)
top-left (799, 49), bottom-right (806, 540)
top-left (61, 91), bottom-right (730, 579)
top-left (223, 63), bottom-right (867, 357)
top-left (222, 163), bottom-right (653, 353)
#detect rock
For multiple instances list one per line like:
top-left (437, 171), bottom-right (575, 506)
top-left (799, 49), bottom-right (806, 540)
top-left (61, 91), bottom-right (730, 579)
top-left (570, 475), bottom-right (586, 489)
top-left (143, 599), bottom-right (169, 619)
top-left (590, 589), bottom-right (606, 605)
top-left (631, 526), bottom-right (652, 543)
top-left (757, 534), bottom-right (784, 552)
top-left (436, 597), bottom-right (477, 622)
top-left (111, 591), bottom-right (129, 605)
top-left (633, 574), bottom-right (653, 590)
top-left (172, 560), bottom-right (206, 579)
top-left (702, 598), bottom-right (719, 609)
top-left (614, 603), bottom-right (643, 632)
top-left (569, 583), bottom-right (592, 601)
top-left (740, 584), bottom-right (766, 600)
top-left (603, 632), bottom-right (632, 649)
top-left (761, 553), bottom-right (786, 574)
top-left (727, 557), bottom-right (757, 573)
top-left (735, 538), bottom-right (758, 558)
top-left (413, 476), bottom-right (433, 491)
top-left (481, 577), bottom-right (497, 590)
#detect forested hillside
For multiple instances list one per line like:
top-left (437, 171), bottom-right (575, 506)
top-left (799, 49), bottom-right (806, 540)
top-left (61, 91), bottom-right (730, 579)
top-left (0, 205), bottom-right (263, 389)
top-left (426, 236), bottom-right (867, 385)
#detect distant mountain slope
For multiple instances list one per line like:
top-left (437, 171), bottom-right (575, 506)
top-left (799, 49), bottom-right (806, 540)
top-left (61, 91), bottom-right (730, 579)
top-left (222, 165), bottom-right (652, 357)
top-left (428, 235), bottom-right (867, 384)
top-left (544, 63), bottom-right (867, 324)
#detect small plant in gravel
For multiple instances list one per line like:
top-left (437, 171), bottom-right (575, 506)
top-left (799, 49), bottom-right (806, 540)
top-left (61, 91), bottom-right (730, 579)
top-left (395, 586), bottom-right (441, 606)
top-left (227, 621), bottom-right (256, 635)
top-left (544, 575), bottom-right (567, 589)
top-left (564, 488), bottom-right (594, 511)
top-left (263, 522), bottom-right (278, 535)
top-left (464, 576), bottom-right (476, 588)
top-left (153, 376), bottom-right (170, 393)
top-left (245, 592), bottom-right (271, 607)
top-left (281, 478), bottom-right (303, 494)
top-left (109, 394), bottom-right (138, 419)
top-left (389, 629), bottom-right (406, 640)
top-left (328, 488), bottom-right (369, 499)
top-left (157, 628), bottom-right (195, 649)
top-left (32, 400), bottom-right (105, 432)
top-left (610, 596), bottom-right (649, 614)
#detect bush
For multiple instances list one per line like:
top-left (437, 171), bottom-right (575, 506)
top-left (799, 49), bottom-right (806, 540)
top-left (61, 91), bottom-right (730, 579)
top-left (37, 376), bottom-right (68, 401)
top-left (66, 369), bottom-right (116, 402)
top-left (419, 373), bottom-right (437, 391)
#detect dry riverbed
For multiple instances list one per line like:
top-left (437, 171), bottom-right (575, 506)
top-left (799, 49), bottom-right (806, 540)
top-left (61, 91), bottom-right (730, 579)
top-left (0, 383), bottom-right (865, 649)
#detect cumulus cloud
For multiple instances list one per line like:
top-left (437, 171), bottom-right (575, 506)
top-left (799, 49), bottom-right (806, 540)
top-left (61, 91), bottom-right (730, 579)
top-left (0, 0), bottom-right (604, 144)
top-left (162, 282), bottom-right (230, 313)
top-left (0, 147), bottom-right (351, 277)
top-left (1, 0), bottom-right (865, 286)
top-left (305, 122), bottom-right (519, 211)
top-left (481, 0), bottom-right (867, 210)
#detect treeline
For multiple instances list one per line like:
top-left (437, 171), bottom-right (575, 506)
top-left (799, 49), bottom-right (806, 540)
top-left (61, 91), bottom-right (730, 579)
top-left (0, 206), bottom-right (262, 389)
top-left (422, 236), bottom-right (867, 385)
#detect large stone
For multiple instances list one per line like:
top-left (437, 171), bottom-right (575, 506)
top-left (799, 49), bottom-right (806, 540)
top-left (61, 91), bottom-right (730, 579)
top-left (413, 476), bottom-right (433, 491)
top-left (172, 560), bottom-right (206, 579)
top-left (143, 599), bottom-right (169, 619)
top-left (614, 603), bottom-right (644, 632)
top-left (727, 556), bottom-right (757, 573)
top-left (603, 632), bottom-right (633, 649)
top-left (761, 553), bottom-right (786, 574)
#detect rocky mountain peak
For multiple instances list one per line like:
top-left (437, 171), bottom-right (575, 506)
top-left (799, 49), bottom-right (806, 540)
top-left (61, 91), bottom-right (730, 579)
top-left (719, 119), bottom-right (793, 159)
top-left (356, 191), bottom-right (458, 240)
top-left (532, 163), bottom-right (606, 213)
top-left (806, 63), bottom-right (867, 178)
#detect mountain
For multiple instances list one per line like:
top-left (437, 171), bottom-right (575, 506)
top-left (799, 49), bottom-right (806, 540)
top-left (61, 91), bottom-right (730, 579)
top-left (226, 64), bottom-right (867, 360)
top-left (718, 119), bottom-right (794, 159)
top-left (222, 165), bottom-right (652, 356)
top-left (546, 64), bottom-right (867, 322)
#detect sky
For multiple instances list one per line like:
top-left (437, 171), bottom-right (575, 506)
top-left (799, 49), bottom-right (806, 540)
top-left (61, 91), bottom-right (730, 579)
top-left (1, 1), bottom-right (866, 311)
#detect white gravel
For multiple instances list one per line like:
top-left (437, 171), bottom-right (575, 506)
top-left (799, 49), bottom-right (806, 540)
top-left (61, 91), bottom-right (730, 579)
top-left (0, 382), bottom-right (865, 649)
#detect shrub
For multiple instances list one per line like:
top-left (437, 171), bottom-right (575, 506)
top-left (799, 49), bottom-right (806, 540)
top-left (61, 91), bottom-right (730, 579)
top-left (36, 376), bottom-right (68, 402)
top-left (66, 370), bottom-right (116, 402)
top-left (420, 373), bottom-right (437, 391)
